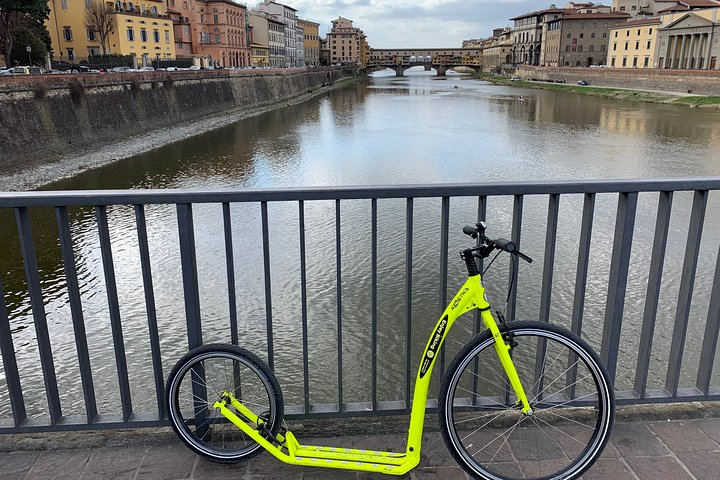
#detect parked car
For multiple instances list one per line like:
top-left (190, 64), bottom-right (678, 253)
top-left (28, 67), bottom-right (46, 75)
top-left (138, 66), bottom-right (155, 72)
top-left (9, 66), bottom-right (30, 75)
top-left (510, 75), bottom-right (522, 81)
top-left (189, 65), bottom-right (201, 70)
top-left (0, 68), bottom-right (12, 75)
top-left (165, 66), bottom-right (180, 71)
top-left (111, 66), bottom-right (131, 73)
top-left (577, 80), bottom-right (589, 86)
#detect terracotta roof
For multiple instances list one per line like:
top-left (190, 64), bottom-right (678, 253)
top-left (560, 12), bottom-right (631, 19)
top-left (510, 8), bottom-right (572, 20)
top-left (610, 16), bottom-right (661, 27)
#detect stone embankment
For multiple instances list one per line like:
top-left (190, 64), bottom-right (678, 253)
top-left (0, 69), bottom-right (353, 190)
top-left (517, 65), bottom-right (720, 96)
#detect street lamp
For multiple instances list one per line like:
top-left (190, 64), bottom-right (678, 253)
top-left (26, 46), bottom-right (32, 66)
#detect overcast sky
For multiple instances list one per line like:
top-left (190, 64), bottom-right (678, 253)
top-left (287, 0), bottom-right (557, 48)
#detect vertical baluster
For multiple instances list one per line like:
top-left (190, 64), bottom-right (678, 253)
top-left (472, 196), bottom-right (487, 405)
top-left (222, 203), bottom-right (239, 346)
top-left (96, 205), bottom-right (133, 421)
top-left (371, 198), bottom-right (378, 411)
top-left (0, 276), bottom-right (26, 427)
top-left (260, 201), bottom-right (274, 370)
top-left (634, 191), bottom-right (673, 398)
top-left (438, 196), bottom-right (450, 392)
top-left (135, 204), bottom-right (164, 419)
top-left (335, 199), bottom-right (343, 413)
top-left (568, 193), bottom-right (595, 398)
top-left (666, 190), bottom-right (707, 396)
top-left (533, 194), bottom-right (560, 398)
top-left (15, 207), bottom-right (62, 425)
top-left (56, 206), bottom-right (97, 424)
top-left (299, 201), bottom-right (310, 414)
top-left (697, 238), bottom-right (720, 396)
top-left (506, 195), bottom-right (524, 322)
top-left (600, 192), bottom-right (638, 382)
top-left (405, 198), bottom-right (414, 413)
top-left (176, 203), bottom-right (206, 431)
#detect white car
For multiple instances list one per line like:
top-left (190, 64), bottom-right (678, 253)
top-left (138, 66), bottom-right (155, 72)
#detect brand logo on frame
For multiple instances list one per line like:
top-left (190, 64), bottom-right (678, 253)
top-left (451, 287), bottom-right (470, 310)
top-left (419, 315), bottom-right (449, 378)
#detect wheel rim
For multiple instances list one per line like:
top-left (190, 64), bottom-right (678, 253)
top-left (168, 351), bottom-right (278, 460)
top-left (444, 328), bottom-right (612, 480)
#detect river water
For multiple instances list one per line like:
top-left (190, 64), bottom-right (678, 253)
top-left (2, 68), bottom-right (720, 420)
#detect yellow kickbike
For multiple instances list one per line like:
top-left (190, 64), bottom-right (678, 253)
top-left (166, 222), bottom-right (615, 480)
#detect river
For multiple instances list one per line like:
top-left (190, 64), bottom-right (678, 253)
top-left (1, 68), bottom-right (720, 420)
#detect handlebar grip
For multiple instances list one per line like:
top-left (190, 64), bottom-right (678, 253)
top-left (494, 238), bottom-right (517, 253)
top-left (463, 225), bottom-right (477, 238)
top-left (495, 238), bottom-right (533, 263)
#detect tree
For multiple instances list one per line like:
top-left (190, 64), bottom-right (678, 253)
top-left (0, 0), bottom-right (49, 67)
top-left (9, 27), bottom-right (46, 66)
top-left (85, 0), bottom-right (115, 55)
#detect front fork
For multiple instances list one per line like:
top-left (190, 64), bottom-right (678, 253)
top-left (480, 308), bottom-right (533, 415)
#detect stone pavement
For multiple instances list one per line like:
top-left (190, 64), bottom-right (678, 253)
top-left (1, 417), bottom-right (720, 479)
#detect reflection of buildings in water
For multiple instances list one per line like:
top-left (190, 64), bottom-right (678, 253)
top-left (598, 107), bottom-right (648, 136)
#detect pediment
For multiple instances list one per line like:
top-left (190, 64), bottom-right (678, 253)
top-left (662, 13), bottom-right (717, 30)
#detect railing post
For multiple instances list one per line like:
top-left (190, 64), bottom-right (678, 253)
top-left (0, 276), bottom-right (26, 427)
top-left (177, 203), bottom-right (203, 350)
top-left (600, 192), bottom-right (638, 383)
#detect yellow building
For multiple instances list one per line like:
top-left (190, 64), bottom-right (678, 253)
top-left (298, 19), bottom-right (320, 66)
top-left (607, 17), bottom-right (661, 68)
top-left (47, 0), bottom-right (175, 66)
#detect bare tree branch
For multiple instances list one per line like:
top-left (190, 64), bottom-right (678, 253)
top-left (85, 0), bottom-right (115, 55)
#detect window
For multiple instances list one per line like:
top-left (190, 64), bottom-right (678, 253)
top-left (127, 28), bottom-right (135, 41)
top-left (214, 14), bottom-right (219, 23)
top-left (67, 48), bottom-right (74, 60)
top-left (649, 28), bottom-right (653, 35)
top-left (61, 0), bottom-right (68, 9)
top-left (566, 45), bottom-right (570, 51)
top-left (578, 45), bottom-right (583, 52)
top-left (644, 56), bottom-right (649, 67)
top-left (614, 31), bottom-right (618, 38)
top-left (87, 29), bottom-right (96, 41)
top-left (63, 26), bottom-right (73, 41)
top-left (626, 31), bottom-right (630, 36)
top-left (88, 47), bottom-right (99, 56)
top-left (165, 31), bottom-right (170, 44)
top-left (637, 29), bottom-right (641, 35)
top-left (613, 42), bottom-right (617, 50)
top-left (635, 41), bottom-right (639, 49)
top-left (567, 33), bottom-right (571, 38)
top-left (647, 41), bottom-right (651, 49)
top-left (625, 42), bottom-right (628, 50)
top-left (622, 56), bottom-right (627, 67)
top-left (601, 44), bottom-right (606, 51)
top-left (215, 34), bottom-right (221, 43)
top-left (580, 33), bottom-right (584, 38)
top-left (153, 30), bottom-right (160, 42)
top-left (620, 5), bottom-right (625, 10)
top-left (633, 57), bottom-right (638, 67)
top-left (611, 57), bottom-right (616, 66)
top-left (589, 45), bottom-right (595, 52)
top-left (200, 14), bottom-right (204, 23)
top-left (591, 33), bottom-right (595, 38)
top-left (632, 5), bottom-right (637, 10)
top-left (141, 29), bottom-right (148, 42)
top-left (603, 32), bottom-right (607, 38)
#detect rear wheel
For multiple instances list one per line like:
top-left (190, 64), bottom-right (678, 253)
top-left (439, 321), bottom-right (614, 480)
top-left (165, 344), bottom-right (284, 463)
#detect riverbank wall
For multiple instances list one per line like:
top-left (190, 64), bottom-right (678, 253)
top-left (516, 65), bottom-right (720, 95)
top-left (0, 69), bottom-right (352, 184)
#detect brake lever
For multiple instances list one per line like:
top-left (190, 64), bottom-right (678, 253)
top-left (516, 251), bottom-right (533, 263)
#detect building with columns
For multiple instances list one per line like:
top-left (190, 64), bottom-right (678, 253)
top-left (656, 8), bottom-right (720, 68)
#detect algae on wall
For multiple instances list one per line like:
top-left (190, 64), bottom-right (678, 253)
top-left (0, 72), bottom-right (339, 176)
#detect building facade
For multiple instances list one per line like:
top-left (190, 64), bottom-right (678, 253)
top-left (482, 28), bottom-right (514, 71)
top-left (656, 8), bottom-right (720, 69)
top-left (607, 17), bottom-right (660, 67)
top-left (327, 16), bottom-right (368, 66)
top-left (511, 6), bottom-right (570, 65)
top-left (47, 0), bottom-right (175, 65)
top-left (543, 12), bottom-right (630, 66)
top-left (166, 0), bottom-right (250, 68)
top-left (298, 19), bottom-right (320, 66)
top-left (254, 1), bottom-right (298, 67)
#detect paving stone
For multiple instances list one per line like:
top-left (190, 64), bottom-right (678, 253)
top-left (611, 422), bottom-right (669, 457)
top-left (0, 451), bottom-right (39, 480)
top-left (507, 427), bottom-right (565, 461)
top-left (79, 446), bottom-right (146, 480)
top-left (448, 429), bottom-right (514, 463)
top-left (676, 451), bottom-right (720, 479)
top-left (135, 444), bottom-right (196, 480)
top-left (695, 418), bottom-right (720, 445)
top-left (417, 434), bottom-right (455, 467)
top-left (25, 449), bottom-right (92, 480)
top-left (192, 456), bottom-right (248, 480)
top-left (624, 456), bottom-right (693, 480)
top-left (413, 466), bottom-right (467, 479)
top-left (245, 451), bottom-right (302, 477)
top-left (550, 424), bottom-right (619, 459)
top-left (580, 457), bottom-right (636, 480)
top-left (650, 420), bottom-right (719, 452)
top-left (302, 466), bottom-right (358, 479)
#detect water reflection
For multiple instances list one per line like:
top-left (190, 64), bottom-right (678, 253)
top-left (1, 70), bottom-right (720, 419)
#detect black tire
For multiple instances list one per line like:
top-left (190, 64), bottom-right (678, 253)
top-left (438, 321), bottom-right (614, 480)
top-left (165, 344), bottom-right (284, 463)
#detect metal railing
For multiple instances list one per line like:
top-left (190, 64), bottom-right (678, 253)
top-left (1, 178), bottom-right (719, 433)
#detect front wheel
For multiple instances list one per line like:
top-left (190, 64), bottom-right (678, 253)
top-left (165, 344), bottom-right (284, 463)
top-left (439, 321), bottom-right (614, 480)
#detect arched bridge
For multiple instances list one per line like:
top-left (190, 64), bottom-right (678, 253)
top-left (368, 48), bottom-right (482, 76)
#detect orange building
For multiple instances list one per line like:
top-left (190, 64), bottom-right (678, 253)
top-left (167, 0), bottom-right (250, 67)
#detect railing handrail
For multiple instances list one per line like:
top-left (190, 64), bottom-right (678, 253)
top-left (2, 177), bottom-right (720, 207)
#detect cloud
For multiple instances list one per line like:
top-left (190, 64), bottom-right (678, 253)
top-left (290, 0), bottom-right (553, 47)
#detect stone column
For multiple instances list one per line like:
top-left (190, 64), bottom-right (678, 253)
top-left (673, 34), bottom-right (682, 68)
top-left (665, 35), bottom-right (674, 68)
